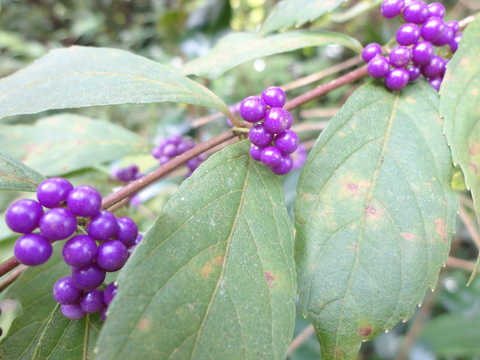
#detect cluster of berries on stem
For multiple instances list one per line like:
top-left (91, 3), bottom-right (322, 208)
top-left (364, 0), bottom-right (462, 91)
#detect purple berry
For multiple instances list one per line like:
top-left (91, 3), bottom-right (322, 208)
top-left (421, 16), bottom-right (445, 42)
top-left (385, 68), bottom-right (409, 91)
top-left (66, 185), bottom-right (102, 217)
top-left (63, 235), bottom-right (97, 267)
top-left (446, 21), bottom-right (459, 34)
top-left (133, 234), bottom-right (143, 246)
top-left (39, 207), bottom-right (77, 241)
top-left (367, 56), bottom-right (390, 79)
top-left (450, 33), bottom-right (462, 53)
top-left (271, 155), bottom-right (293, 175)
top-left (403, 1), bottom-right (429, 24)
top-left (14, 233), bottom-right (52, 266)
top-left (362, 43), bottom-right (382, 63)
top-left (80, 289), bottom-right (105, 313)
top-left (428, 2), bottom-right (445, 18)
top-left (61, 303), bottom-right (85, 320)
top-left (162, 143), bottom-right (177, 157)
top-left (97, 240), bottom-right (129, 272)
top-left (5, 199), bottom-right (43, 234)
top-left (441, 59), bottom-right (449, 78)
top-left (36, 177), bottom-right (73, 208)
top-left (261, 86), bottom-right (286, 108)
top-left (186, 157), bottom-right (203, 171)
top-left (53, 276), bottom-right (83, 304)
top-left (71, 263), bottom-right (106, 290)
top-left (407, 65), bottom-right (421, 81)
top-left (151, 147), bottom-right (162, 159)
top-left (274, 130), bottom-right (299, 155)
top-left (429, 77), bottom-right (442, 91)
top-left (389, 46), bottom-right (411, 68)
top-left (176, 139), bottom-right (195, 154)
top-left (87, 210), bottom-right (118, 241)
top-left (412, 41), bottom-right (434, 66)
top-left (116, 217), bottom-right (138, 246)
top-left (116, 167), bottom-right (135, 182)
top-left (420, 55), bottom-right (445, 79)
top-left (250, 145), bottom-right (263, 161)
top-left (381, 0), bottom-right (405, 18)
top-left (249, 123), bottom-right (274, 147)
top-left (101, 307), bottom-right (108, 321)
top-left (158, 155), bottom-right (170, 165)
top-left (169, 134), bottom-right (182, 145)
top-left (104, 281), bottom-right (118, 305)
top-left (292, 144), bottom-right (307, 170)
top-left (396, 23), bottom-right (420, 46)
top-left (264, 108), bottom-right (292, 134)
top-left (260, 147), bottom-right (282, 167)
top-left (432, 26), bottom-right (454, 46)
top-left (239, 96), bottom-right (267, 123)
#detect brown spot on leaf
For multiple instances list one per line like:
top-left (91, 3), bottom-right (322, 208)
top-left (301, 193), bottom-right (315, 201)
top-left (470, 143), bottom-right (480, 156)
top-left (400, 232), bottom-right (416, 241)
top-left (435, 219), bottom-right (447, 243)
top-left (213, 256), bottom-right (224, 264)
top-left (201, 262), bottom-right (212, 279)
top-left (264, 271), bottom-right (276, 288)
top-left (347, 183), bottom-right (359, 191)
top-left (460, 57), bottom-right (470, 67)
top-left (469, 162), bottom-right (479, 174)
top-left (358, 326), bottom-right (373, 336)
top-left (136, 318), bottom-right (151, 331)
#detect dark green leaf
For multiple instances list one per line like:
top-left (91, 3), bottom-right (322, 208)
top-left (295, 82), bottom-right (457, 359)
top-left (0, 113), bottom-right (148, 176)
top-left (0, 152), bottom-right (45, 192)
top-left (0, 246), bottom-right (102, 360)
top-left (181, 30), bottom-right (362, 80)
top-left (260, 0), bottom-right (349, 36)
top-left (95, 141), bottom-right (296, 359)
top-left (0, 46), bottom-right (235, 122)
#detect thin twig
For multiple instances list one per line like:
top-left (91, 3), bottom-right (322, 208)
top-left (0, 257), bottom-right (21, 278)
top-left (286, 324), bottom-right (316, 356)
top-left (0, 265), bottom-right (27, 292)
top-left (458, 192), bottom-right (474, 210)
top-left (446, 256), bottom-right (476, 272)
top-left (458, 204), bottom-right (480, 249)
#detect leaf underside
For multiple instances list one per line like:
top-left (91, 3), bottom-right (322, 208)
top-left (295, 81), bottom-right (457, 359)
top-left (95, 141), bottom-right (296, 360)
top-left (0, 152), bottom-right (46, 192)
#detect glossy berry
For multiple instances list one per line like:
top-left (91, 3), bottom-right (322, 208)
top-left (250, 145), bottom-right (263, 161)
top-left (362, 43), bottom-right (382, 63)
top-left (61, 303), bottom-right (85, 320)
top-left (37, 177), bottom-right (73, 208)
top-left (389, 46), bottom-right (411, 68)
top-left (428, 3), bottom-right (445, 18)
top-left (432, 26), bottom-right (454, 46)
top-left (14, 233), bottom-right (52, 266)
top-left (63, 235), bottom-right (97, 267)
top-left (239, 96), bottom-right (267, 123)
top-left (264, 108), bottom-right (292, 134)
top-left (429, 77), bottom-right (442, 91)
top-left (97, 240), bottom-right (129, 272)
top-left (104, 281), bottom-right (118, 305)
top-left (420, 55), bottom-right (445, 79)
top-left (71, 263), bottom-right (106, 290)
top-left (385, 68), bottom-right (409, 91)
top-left (151, 147), bottom-right (162, 159)
top-left (446, 21), bottom-right (460, 34)
top-left (271, 155), bottom-right (294, 175)
top-left (396, 23), bottom-right (420, 46)
top-left (381, 0), bottom-right (405, 18)
top-left (407, 65), bottom-right (421, 82)
top-left (80, 289), bottom-right (105, 313)
top-left (116, 217), bottom-right (138, 246)
top-left (367, 56), bottom-right (390, 79)
top-left (412, 41), bottom-right (434, 66)
top-left (421, 16), bottom-right (445, 42)
top-left (403, 1), bottom-right (429, 24)
top-left (260, 147), bottom-right (282, 167)
top-left (39, 207), bottom-right (77, 241)
top-left (450, 33), bottom-right (462, 53)
top-left (261, 86), bottom-right (286, 108)
top-left (66, 185), bottom-right (102, 217)
top-left (274, 130), bottom-right (299, 155)
top-left (87, 210), bottom-right (118, 241)
top-left (53, 276), bottom-right (83, 305)
top-left (5, 199), bottom-right (43, 234)
top-left (249, 123), bottom-right (274, 147)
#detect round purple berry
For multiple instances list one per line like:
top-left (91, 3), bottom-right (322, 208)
top-left (116, 167), bottom-right (135, 182)
top-left (250, 145), bottom-right (263, 161)
top-left (432, 26), bottom-right (454, 47)
top-left (429, 77), bottom-right (442, 91)
top-left (169, 134), bottom-right (182, 145)
top-left (261, 86), bottom-right (286, 108)
top-left (420, 55), bottom-right (445, 79)
top-left (61, 303), bottom-right (85, 320)
top-left (264, 108), bottom-right (292, 134)
top-left (450, 33), bottom-right (462, 53)
top-left (407, 65), bottom-right (421, 82)
top-left (421, 16), bottom-right (445, 42)
top-left (385, 68), bottom-right (409, 91)
top-left (367, 56), bottom-right (390, 79)
top-left (239, 96), bottom-right (267, 123)
top-left (249, 123), bottom-right (274, 147)
top-left (116, 217), bottom-right (138, 246)
top-left (162, 143), bottom-right (177, 157)
top-left (63, 235), bottom-right (97, 267)
top-left (36, 177), bottom-right (73, 208)
top-left (274, 130), bottom-right (299, 155)
top-left (39, 207), bottom-right (77, 241)
top-left (396, 23), bottom-right (420, 46)
top-left (389, 46), bottom-right (411, 68)
top-left (104, 281), bottom-right (118, 305)
top-left (176, 139), bottom-right (195, 154)
top-left (66, 185), bottom-right (102, 218)
top-left (412, 41), bottom-right (434, 66)
top-left (151, 146), bottom-right (162, 159)
top-left (271, 155), bottom-right (293, 175)
top-left (159, 155), bottom-right (170, 165)
top-left (260, 147), bottom-right (282, 167)
top-left (53, 276), bottom-right (83, 305)
top-left (87, 210), bottom-right (118, 241)
top-left (446, 21), bottom-right (459, 34)
top-left (97, 240), bottom-right (129, 272)
top-left (381, 0), bottom-right (405, 18)
top-left (186, 156), bottom-right (203, 172)
top-left (5, 199), bottom-right (43, 234)
top-left (428, 2), bottom-right (445, 18)
top-left (71, 263), bottom-right (106, 290)
top-left (362, 43), bottom-right (382, 63)
top-left (80, 289), bottom-right (105, 313)
top-left (403, 1), bottom-right (429, 24)
top-left (14, 233), bottom-right (52, 266)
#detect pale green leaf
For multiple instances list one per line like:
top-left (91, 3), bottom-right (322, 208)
top-left (0, 152), bottom-right (45, 192)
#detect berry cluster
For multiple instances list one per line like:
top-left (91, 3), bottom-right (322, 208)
top-left (363, 0), bottom-right (462, 91)
top-left (5, 177), bottom-right (142, 321)
top-left (151, 134), bottom-right (206, 177)
top-left (240, 87), bottom-right (299, 175)
top-left (114, 164), bottom-right (143, 183)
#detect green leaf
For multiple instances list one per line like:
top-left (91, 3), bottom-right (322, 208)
top-left (0, 46), bottom-right (235, 122)
top-left (295, 82), bottom-right (457, 360)
top-left (0, 113), bottom-right (148, 176)
top-left (0, 246), bottom-right (102, 360)
top-left (95, 141), bottom-right (296, 360)
top-left (259, 0), bottom-right (349, 36)
top-left (0, 152), bottom-right (45, 192)
top-left (181, 30), bottom-right (362, 80)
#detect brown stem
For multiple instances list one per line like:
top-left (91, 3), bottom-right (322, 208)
top-left (459, 204), bottom-right (480, 249)
top-left (447, 256), bottom-right (476, 272)
top-left (0, 265), bottom-right (27, 292)
top-left (0, 257), bottom-right (21, 278)
top-left (286, 324), bottom-right (315, 356)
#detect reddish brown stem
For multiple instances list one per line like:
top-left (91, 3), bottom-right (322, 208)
top-left (0, 256), bottom-right (21, 278)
